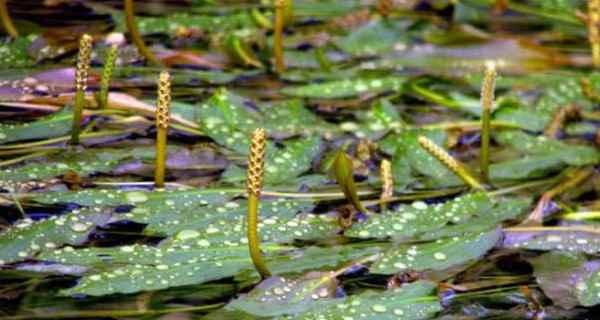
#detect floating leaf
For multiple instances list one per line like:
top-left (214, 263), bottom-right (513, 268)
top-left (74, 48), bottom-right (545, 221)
top-left (528, 252), bottom-right (598, 309)
top-left (227, 273), bottom-right (338, 317)
top-left (222, 136), bottom-right (322, 185)
top-left (336, 18), bottom-right (409, 56)
top-left (287, 281), bottom-right (441, 320)
top-left (0, 107), bottom-right (72, 144)
top-left (381, 129), bottom-right (461, 188)
top-left (371, 228), bottom-right (501, 274)
top-left (0, 36), bottom-right (36, 69)
top-left (31, 188), bottom-right (229, 207)
top-left (490, 130), bottom-right (600, 180)
top-left (577, 266), bottom-right (600, 307)
top-left (281, 76), bottom-right (405, 99)
top-left (133, 198), bottom-right (315, 236)
top-left (346, 193), bottom-right (492, 239)
top-left (112, 11), bottom-right (258, 35)
top-left (503, 226), bottom-right (600, 254)
top-left (0, 209), bottom-right (111, 264)
top-left (45, 244), bottom-right (256, 296)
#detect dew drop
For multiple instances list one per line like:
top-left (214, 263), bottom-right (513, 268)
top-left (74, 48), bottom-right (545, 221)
top-left (371, 304), bottom-right (387, 313)
top-left (433, 252), bottom-right (447, 260)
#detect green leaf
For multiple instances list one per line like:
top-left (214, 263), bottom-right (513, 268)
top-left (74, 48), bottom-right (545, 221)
top-left (0, 36), bottom-right (36, 69)
top-left (503, 227), bottom-right (600, 254)
top-left (222, 136), bottom-right (322, 185)
top-left (336, 19), bottom-right (409, 56)
top-left (490, 130), bottom-right (600, 180)
top-left (287, 281), bottom-right (441, 320)
top-left (227, 273), bottom-right (338, 317)
top-left (577, 266), bottom-right (600, 307)
top-left (381, 129), bottom-right (462, 188)
top-left (112, 11), bottom-right (258, 35)
top-left (529, 252), bottom-right (592, 309)
top-left (346, 192), bottom-right (492, 239)
top-left (371, 228), bottom-right (501, 274)
top-left (0, 107), bottom-right (72, 144)
top-left (261, 99), bottom-right (336, 137)
top-left (0, 146), bottom-right (173, 183)
top-left (31, 188), bottom-right (229, 207)
top-left (47, 244), bottom-right (255, 296)
top-left (134, 198), bottom-right (315, 237)
top-left (331, 150), bottom-right (367, 213)
top-left (281, 77), bottom-right (405, 99)
top-left (0, 209), bottom-right (111, 264)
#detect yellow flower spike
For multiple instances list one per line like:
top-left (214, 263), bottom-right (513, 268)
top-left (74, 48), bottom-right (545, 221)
top-left (379, 159), bottom-right (393, 211)
top-left (124, 0), bottom-right (160, 66)
top-left (154, 71), bottom-right (171, 188)
top-left (97, 44), bottom-right (118, 109)
top-left (589, 0), bottom-right (600, 68)
top-left (70, 34), bottom-right (93, 146)
top-left (273, 0), bottom-right (286, 74)
top-left (246, 128), bottom-right (272, 279)
top-left (417, 136), bottom-right (485, 191)
top-left (480, 62), bottom-right (496, 183)
top-left (0, 0), bottom-right (17, 38)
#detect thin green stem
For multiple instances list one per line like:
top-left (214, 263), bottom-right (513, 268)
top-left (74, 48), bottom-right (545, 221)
top-left (154, 126), bottom-right (167, 188)
top-left (70, 90), bottom-right (86, 145)
top-left (123, 0), bottom-right (160, 65)
top-left (247, 194), bottom-right (271, 278)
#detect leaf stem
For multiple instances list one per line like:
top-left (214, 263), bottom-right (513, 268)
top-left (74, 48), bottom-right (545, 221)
top-left (0, 0), bottom-right (17, 38)
top-left (123, 0), bottom-right (160, 65)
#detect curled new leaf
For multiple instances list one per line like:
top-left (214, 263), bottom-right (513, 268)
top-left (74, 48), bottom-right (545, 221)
top-left (331, 150), bottom-right (368, 215)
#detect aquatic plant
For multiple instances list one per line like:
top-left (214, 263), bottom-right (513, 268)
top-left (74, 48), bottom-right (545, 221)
top-left (70, 34), bottom-right (92, 146)
top-left (417, 136), bottom-right (484, 191)
top-left (246, 128), bottom-right (271, 279)
top-left (97, 44), bottom-right (118, 109)
top-left (154, 71), bottom-right (171, 188)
